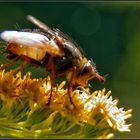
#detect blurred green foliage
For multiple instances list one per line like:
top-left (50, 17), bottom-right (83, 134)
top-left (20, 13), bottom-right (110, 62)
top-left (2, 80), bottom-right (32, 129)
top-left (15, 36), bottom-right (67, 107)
top-left (0, 2), bottom-right (139, 138)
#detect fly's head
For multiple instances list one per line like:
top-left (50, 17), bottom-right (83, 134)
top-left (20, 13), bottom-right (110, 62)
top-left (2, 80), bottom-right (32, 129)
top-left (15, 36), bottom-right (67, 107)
top-left (75, 59), bottom-right (105, 87)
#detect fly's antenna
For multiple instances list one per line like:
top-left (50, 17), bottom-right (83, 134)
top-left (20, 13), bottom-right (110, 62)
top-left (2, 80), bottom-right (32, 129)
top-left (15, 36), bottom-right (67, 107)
top-left (27, 15), bottom-right (55, 36)
top-left (95, 72), bottom-right (105, 84)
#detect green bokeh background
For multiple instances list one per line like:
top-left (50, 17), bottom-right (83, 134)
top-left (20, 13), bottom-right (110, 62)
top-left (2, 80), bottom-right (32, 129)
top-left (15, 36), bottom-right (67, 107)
top-left (0, 2), bottom-right (139, 138)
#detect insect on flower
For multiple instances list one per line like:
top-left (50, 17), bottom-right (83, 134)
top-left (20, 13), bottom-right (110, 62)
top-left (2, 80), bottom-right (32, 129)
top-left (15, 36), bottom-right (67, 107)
top-left (0, 15), bottom-right (105, 105)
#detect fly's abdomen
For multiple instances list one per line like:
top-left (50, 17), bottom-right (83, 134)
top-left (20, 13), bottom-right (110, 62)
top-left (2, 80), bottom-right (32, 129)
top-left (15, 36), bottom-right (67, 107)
top-left (7, 43), bottom-right (47, 61)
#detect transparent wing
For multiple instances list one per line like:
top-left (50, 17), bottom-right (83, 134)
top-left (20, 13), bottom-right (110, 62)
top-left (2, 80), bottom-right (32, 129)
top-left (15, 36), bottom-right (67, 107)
top-left (27, 15), bottom-right (55, 36)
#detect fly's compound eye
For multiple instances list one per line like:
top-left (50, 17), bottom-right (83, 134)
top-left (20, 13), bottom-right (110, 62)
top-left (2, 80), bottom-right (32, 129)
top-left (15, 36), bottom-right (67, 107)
top-left (80, 60), bottom-right (94, 78)
top-left (75, 60), bottom-right (94, 87)
top-left (80, 60), bottom-right (105, 84)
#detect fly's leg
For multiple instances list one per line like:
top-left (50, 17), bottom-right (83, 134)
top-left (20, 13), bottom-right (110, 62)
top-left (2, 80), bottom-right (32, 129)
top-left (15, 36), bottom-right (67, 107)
top-left (0, 56), bottom-right (19, 70)
top-left (11, 61), bottom-right (28, 75)
top-left (67, 66), bottom-right (76, 109)
top-left (46, 56), bottom-right (55, 105)
top-left (55, 65), bottom-right (77, 109)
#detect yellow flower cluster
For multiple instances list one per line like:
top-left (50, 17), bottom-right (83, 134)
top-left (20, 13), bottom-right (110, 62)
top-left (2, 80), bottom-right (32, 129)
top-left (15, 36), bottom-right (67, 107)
top-left (0, 68), bottom-right (132, 138)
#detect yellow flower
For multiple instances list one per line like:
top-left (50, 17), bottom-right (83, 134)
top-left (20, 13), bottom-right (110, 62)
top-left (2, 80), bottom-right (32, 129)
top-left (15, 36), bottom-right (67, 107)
top-left (0, 69), bottom-right (132, 138)
top-left (0, 69), bottom-right (22, 103)
top-left (77, 88), bottom-right (132, 132)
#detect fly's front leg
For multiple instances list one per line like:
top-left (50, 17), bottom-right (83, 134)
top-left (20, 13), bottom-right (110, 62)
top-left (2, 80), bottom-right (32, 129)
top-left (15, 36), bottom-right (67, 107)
top-left (56, 65), bottom-right (77, 109)
top-left (46, 56), bottom-right (55, 105)
top-left (67, 66), bottom-right (77, 109)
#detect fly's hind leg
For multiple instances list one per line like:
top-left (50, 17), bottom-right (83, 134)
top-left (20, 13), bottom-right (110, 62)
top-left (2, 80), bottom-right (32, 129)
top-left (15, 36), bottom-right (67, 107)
top-left (0, 56), bottom-right (19, 70)
top-left (11, 61), bottom-right (28, 75)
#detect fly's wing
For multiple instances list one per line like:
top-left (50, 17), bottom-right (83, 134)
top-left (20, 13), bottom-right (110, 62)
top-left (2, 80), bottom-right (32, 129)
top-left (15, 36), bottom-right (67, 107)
top-left (0, 31), bottom-right (64, 60)
top-left (27, 15), bottom-right (55, 36)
